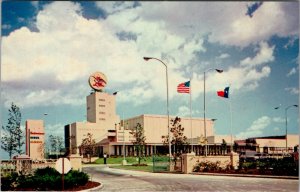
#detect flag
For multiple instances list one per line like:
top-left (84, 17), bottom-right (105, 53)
top-left (113, 92), bottom-right (118, 95)
top-left (217, 87), bottom-right (229, 98)
top-left (177, 81), bottom-right (190, 93)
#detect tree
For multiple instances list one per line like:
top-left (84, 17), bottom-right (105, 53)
top-left (48, 135), bottom-right (64, 157)
top-left (130, 123), bottom-right (146, 165)
top-left (162, 116), bottom-right (189, 166)
top-left (80, 133), bottom-right (96, 163)
top-left (1, 103), bottom-right (24, 159)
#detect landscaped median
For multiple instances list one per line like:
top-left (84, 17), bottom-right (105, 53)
top-left (191, 171), bottom-right (299, 180)
top-left (1, 167), bottom-right (100, 191)
top-left (92, 156), bottom-right (153, 165)
top-left (87, 156), bottom-right (299, 179)
top-left (192, 156), bottom-right (299, 179)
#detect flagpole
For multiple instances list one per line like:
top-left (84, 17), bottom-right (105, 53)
top-left (190, 79), bottom-right (193, 152)
top-left (229, 98), bottom-right (233, 152)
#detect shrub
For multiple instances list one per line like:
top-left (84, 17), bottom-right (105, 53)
top-left (241, 162), bottom-right (256, 170)
top-left (193, 161), bottom-right (222, 172)
top-left (271, 158), bottom-right (298, 176)
top-left (34, 166), bottom-right (60, 177)
top-left (64, 170), bottom-right (89, 189)
top-left (8, 167), bottom-right (90, 190)
top-left (17, 174), bottom-right (38, 189)
top-left (0, 172), bottom-right (18, 191)
top-left (132, 163), bottom-right (148, 166)
top-left (30, 167), bottom-right (61, 190)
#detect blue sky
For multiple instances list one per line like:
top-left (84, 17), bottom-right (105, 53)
top-left (1, 1), bottom-right (299, 158)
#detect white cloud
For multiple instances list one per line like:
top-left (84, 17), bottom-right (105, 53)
top-left (136, 2), bottom-right (298, 47)
top-left (2, 24), bottom-right (11, 30)
top-left (95, 1), bottom-right (136, 14)
top-left (274, 127), bottom-right (280, 132)
top-left (2, 2), bottom-right (206, 108)
top-left (240, 41), bottom-right (275, 68)
top-left (177, 106), bottom-right (201, 117)
top-left (287, 67), bottom-right (297, 77)
top-left (285, 87), bottom-right (299, 95)
top-left (236, 116), bottom-right (271, 139)
top-left (273, 117), bottom-right (286, 123)
top-left (218, 53), bottom-right (230, 59)
top-left (45, 123), bottom-right (65, 137)
top-left (31, 2), bottom-right (39, 9)
top-left (1, 1), bottom-right (295, 108)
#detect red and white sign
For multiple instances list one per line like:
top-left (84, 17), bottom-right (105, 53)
top-left (89, 72), bottom-right (107, 91)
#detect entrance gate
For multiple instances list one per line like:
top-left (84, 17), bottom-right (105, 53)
top-left (152, 155), bottom-right (182, 173)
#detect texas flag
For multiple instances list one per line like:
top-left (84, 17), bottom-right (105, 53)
top-left (217, 87), bottom-right (229, 98)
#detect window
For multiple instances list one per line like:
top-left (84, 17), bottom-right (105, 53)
top-left (99, 105), bottom-right (105, 107)
top-left (99, 118), bottom-right (106, 121)
top-left (99, 112), bottom-right (105, 114)
top-left (99, 99), bottom-right (105, 102)
top-left (30, 136), bottom-right (39, 139)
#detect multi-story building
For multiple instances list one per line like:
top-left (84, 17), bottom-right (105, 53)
top-left (65, 91), bottom-right (120, 155)
top-left (65, 91), bottom-right (216, 156)
top-left (25, 120), bottom-right (45, 160)
top-left (234, 135), bottom-right (299, 156)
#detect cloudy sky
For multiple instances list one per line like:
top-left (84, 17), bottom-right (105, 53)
top-left (1, 1), bottom-right (299, 157)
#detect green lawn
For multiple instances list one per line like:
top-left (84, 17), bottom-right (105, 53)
top-left (93, 156), bottom-right (153, 164)
top-left (93, 156), bottom-right (170, 165)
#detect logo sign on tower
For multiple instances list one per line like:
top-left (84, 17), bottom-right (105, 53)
top-left (89, 72), bottom-right (107, 91)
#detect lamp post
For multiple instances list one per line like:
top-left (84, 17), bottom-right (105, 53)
top-left (275, 104), bottom-right (298, 154)
top-left (43, 113), bottom-right (51, 159)
top-left (143, 57), bottom-right (172, 168)
top-left (44, 113), bottom-right (60, 159)
top-left (122, 121), bottom-right (128, 165)
top-left (204, 68), bottom-right (223, 157)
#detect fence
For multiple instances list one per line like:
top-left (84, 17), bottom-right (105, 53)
top-left (1, 159), bottom-right (56, 176)
top-left (152, 156), bottom-right (183, 173)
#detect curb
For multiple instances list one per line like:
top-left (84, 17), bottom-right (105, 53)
top-left (100, 167), bottom-right (131, 176)
top-left (81, 182), bottom-right (103, 192)
top-left (191, 172), bottom-right (299, 180)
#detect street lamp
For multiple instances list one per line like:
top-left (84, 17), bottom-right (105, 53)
top-left (204, 68), bottom-right (223, 157)
top-left (122, 121), bottom-right (128, 165)
top-left (143, 57), bottom-right (172, 167)
top-left (44, 113), bottom-right (59, 159)
top-left (275, 104), bottom-right (298, 154)
top-left (114, 91), bottom-right (128, 165)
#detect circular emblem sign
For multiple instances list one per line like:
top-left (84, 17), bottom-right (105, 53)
top-left (89, 72), bottom-right (107, 91)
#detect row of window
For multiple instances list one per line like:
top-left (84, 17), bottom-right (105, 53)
top-left (30, 136), bottom-right (40, 139)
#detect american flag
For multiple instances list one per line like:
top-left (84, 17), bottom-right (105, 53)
top-left (177, 81), bottom-right (190, 93)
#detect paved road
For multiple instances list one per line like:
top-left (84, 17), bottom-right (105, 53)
top-left (83, 165), bottom-right (299, 192)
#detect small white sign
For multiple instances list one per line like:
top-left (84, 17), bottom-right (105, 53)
top-left (55, 158), bottom-right (72, 174)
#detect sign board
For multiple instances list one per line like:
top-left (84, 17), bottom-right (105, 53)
top-left (55, 158), bottom-right (72, 174)
top-left (89, 72), bottom-right (107, 91)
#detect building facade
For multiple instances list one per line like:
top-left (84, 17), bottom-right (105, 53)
top-left (65, 91), bottom-right (216, 157)
top-left (65, 91), bottom-right (120, 155)
top-left (234, 135), bottom-right (299, 156)
top-left (25, 120), bottom-right (45, 160)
